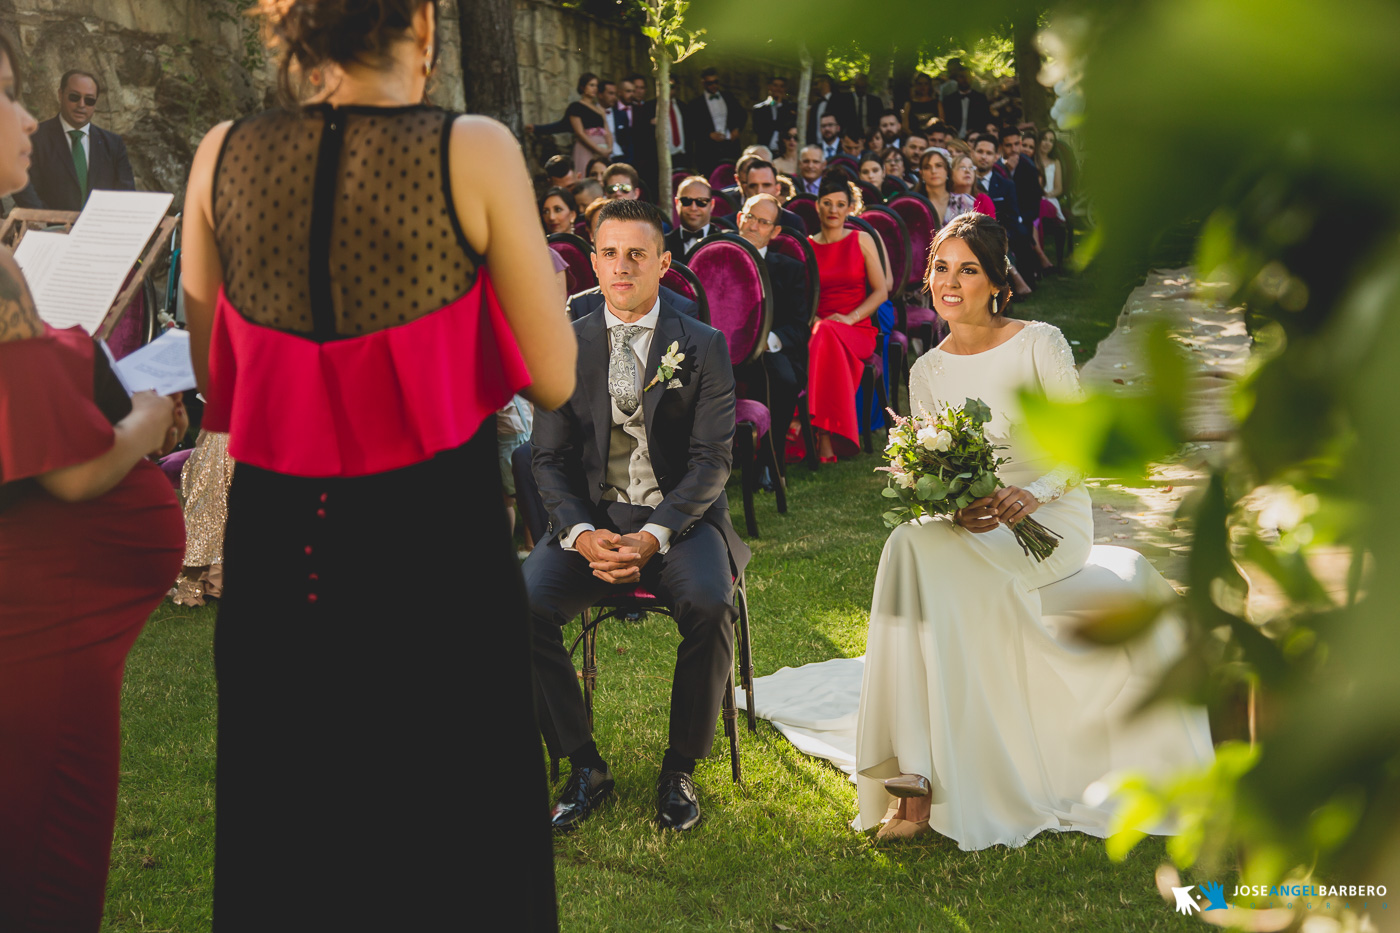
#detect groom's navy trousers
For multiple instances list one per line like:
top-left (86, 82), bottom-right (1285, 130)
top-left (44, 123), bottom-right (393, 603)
top-left (522, 500), bottom-right (736, 762)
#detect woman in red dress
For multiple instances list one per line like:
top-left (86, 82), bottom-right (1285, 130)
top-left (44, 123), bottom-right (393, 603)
top-left (180, 2), bottom-right (577, 929)
top-left (0, 35), bottom-right (187, 931)
top-left (807, 171), bottom-right (889, 460)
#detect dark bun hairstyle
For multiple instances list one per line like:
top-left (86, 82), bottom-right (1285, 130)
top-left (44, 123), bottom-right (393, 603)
top-left (926, 211), bottom-right (1013, 314)
top-left (815, 169), bottom-right (863, 213)
top-left (260, 0), bottom-right (439, 105)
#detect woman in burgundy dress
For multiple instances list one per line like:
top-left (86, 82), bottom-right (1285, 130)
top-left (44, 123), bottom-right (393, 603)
top-left (0, 34), bottom-right (187, 931)
top-left (180, 2), bottom-right (576, 930)
top-left (807, 171), bottom-right (889, 461)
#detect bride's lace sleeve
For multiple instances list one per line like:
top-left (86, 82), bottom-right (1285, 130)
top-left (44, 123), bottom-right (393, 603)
top-left (1024, 324), bottom-right (1087, 505)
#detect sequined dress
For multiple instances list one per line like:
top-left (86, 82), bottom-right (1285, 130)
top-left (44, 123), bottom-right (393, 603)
top-left (203, 105), bottom-right (554, 930)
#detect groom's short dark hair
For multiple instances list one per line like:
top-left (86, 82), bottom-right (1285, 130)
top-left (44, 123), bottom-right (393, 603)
top-left (595, 199), bottom-right (667, 250)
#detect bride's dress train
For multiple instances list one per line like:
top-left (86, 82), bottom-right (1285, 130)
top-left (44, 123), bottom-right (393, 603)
top-left (741, 321), bottom-right (1214, 850)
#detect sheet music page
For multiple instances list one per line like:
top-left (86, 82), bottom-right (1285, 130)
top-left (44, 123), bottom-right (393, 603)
top-left (112, 327), bottom-right (196, 395)
top-left (25, 190), bottom-right (174, 334)
top-left (11, 229), bottom-right (69, 289)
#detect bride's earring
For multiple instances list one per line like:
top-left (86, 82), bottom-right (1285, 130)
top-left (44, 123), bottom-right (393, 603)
top-left (423, 54), bottom-right (432, 78)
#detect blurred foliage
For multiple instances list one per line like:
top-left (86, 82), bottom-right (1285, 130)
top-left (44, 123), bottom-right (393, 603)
top-left (704, 0), bottom-right (1400, 908)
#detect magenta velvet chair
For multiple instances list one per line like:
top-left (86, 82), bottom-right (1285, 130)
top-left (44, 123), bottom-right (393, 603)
top-left (547, 232), bottom-right (596, 296)
top-left (843, 216), bottom-right (895, 454)
top-left (785, 193), bottom-right (820, 233)
top-left (685, 233), bottom-right (784, 537)
top-left (887, 192), bottom-right (943, 352)
top-left (767, 226), bottom-right (822, 470)
top-left (660, 260), bottom-right (710, 326)
top-left (708, 162), bottom-right (737, 191)
top-left (859, 204), bottom-right (914, 413)
top-left (854, 179), bottom-right (883, 207)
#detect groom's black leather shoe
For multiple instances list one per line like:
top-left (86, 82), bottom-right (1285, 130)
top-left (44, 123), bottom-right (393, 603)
top-left (655, 770), bottom-right (701, 831)
top-left (550, 766), bottom-right (613, 832)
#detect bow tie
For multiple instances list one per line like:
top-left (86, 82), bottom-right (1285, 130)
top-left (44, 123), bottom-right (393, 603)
top-left (708, 93), bottom-right (720, 101)
top-left (681, 227), bottom-right (705, 242)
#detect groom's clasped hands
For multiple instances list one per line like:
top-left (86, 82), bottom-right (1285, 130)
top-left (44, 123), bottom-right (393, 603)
top-left (574, 529), bottom-right (661, 584)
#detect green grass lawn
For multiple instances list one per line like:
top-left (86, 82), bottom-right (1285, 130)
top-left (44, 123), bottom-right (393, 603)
top-left (103, 257), bottom-right (1211, 931)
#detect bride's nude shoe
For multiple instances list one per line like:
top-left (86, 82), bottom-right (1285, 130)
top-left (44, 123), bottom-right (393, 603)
top-left (876, 818), bottom-right (933, 841)
top-left (883, 773), bottom-right (932, 798)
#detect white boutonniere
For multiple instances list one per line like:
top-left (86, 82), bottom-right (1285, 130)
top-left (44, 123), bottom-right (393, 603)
top-left (645, 341), bottom-right (685, 391)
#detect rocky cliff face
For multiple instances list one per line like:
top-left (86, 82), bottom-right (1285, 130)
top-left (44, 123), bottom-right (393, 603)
top-left (0, 0), bottom-right (465, 204)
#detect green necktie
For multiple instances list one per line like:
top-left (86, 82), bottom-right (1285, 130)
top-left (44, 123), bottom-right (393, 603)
top-left (69, 129), bottom-right (87, 199)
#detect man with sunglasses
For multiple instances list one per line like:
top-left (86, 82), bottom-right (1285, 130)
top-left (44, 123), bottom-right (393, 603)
top-left (14, 70), bottom-right (134, 212)
top-left (663, 176), bottom-right (716, 259)
top-left (601, 163), bottom-right (643, 201)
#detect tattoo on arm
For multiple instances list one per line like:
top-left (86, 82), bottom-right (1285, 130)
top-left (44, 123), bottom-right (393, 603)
top-left (0, 255), bottom-right (43, 343)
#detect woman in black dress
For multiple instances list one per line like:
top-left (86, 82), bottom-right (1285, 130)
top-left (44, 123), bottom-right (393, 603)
top-left (181, 2), bottom-right (577, 929)
top-left (902, 72), bottom-right (940, 136)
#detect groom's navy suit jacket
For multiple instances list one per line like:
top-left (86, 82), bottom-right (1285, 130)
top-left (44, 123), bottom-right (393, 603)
top-left (532, 295), bottom-right (750, 574)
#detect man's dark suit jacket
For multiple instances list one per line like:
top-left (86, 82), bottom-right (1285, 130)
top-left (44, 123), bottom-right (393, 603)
top-left (1000, 157), bottom-right (1041, 234)
top-left (979, 171), bottom-right (1025, 235)
top-left (843, 91), bottom-right (885, 134)
top-left (611, 103), bottom-right (635, 162)
top-left (751, 99), bottom-right (797, 149)
top-left (806, 94), bottom-right (857, 145)
top-left (939, 89), bottom-right (993, 138)
top-left (664, 224), bottom-right (715, 262)
top-left (532, 297), bottom-right (750, 573)
top-left (13, 117), bottom-right (135, 211)
top-left (764, 250), bottom-right (810, 367)
top-left (685, 91), bottom-right (747, 173)
top-left (567, 284), bottom-right (698, 322)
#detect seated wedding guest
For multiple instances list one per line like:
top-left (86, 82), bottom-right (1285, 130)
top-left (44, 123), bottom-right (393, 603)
top-left (880, 146), bottom-right (906, 189)
top-left (839, 127), bottom-right (865, 158)
top-left (13, 68), bottom-right (134, 211)
top-left (864, 125), bottom-right (885, 155)
top-left (737, 193), bottom-right (809, 453)
top-left (540, 186), bottom-right (577, 235)
top-left (603, 161), bottom-right (643, 200)
top-left (773, 127), bottom-right (799, 175)
top-left (901, 130), bottom-right (928, 179)
top-left (740, 158), bottom-right (807, 233)
top-left (170, 430), bottom-right (235, 607)
top-left (944, 135), bottom-right (973, 163)
top-left (571, 177), bottom-right (604, 214)
top-left (527, 197), bottom-right (749, 833)
top-left (807, 171), bottom-right (887, 462)
top-left (179, 0), bottom-right (577, 926)
top-left (741, 144), bottom-right (773, 162)
top-left (665, 175), bottom-right (716, 259)
top-left (927, 122), bottom-right (953, 150)
top-left (0, 35), bottom-right (187, 932)
top-left (586, 156), bottom-right (609, 184)
top-left (796, 144), bottom-right (825, 196)
top-left (996, 128), bottom-right (1053, 272)
top-left (971, 138), bottom-right (1034, 296)
top-left (582, 196), bottom-right (610, 239)
top-left (876, 109), bottom-right (903, 149)
top-left (916, 149), bottom-right (976, 226)
top-left (901, 72), bottom-right (941, 137)
top-left (776, 173), bottom-right (796, 202)
top-left (544, 153), bottom-right (577, 189)
top-left (858, 153), bottom-right (885, 190)
top-left (951, 153), bottom-right (996, 218)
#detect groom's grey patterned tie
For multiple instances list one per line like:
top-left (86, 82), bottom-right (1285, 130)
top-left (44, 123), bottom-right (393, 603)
top-left (607, 324), bottom-right (644, 416)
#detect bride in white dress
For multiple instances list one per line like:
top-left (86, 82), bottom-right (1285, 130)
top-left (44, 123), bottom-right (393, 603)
top-left (745, 213), bottom-right (1214, 850)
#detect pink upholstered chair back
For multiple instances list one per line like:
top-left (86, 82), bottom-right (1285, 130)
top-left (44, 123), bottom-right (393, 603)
top-left (854, 179), bottom-right (883, 207)
top-left (769, 226), bottom-right (821, 324)
top-left (546, 232), bottom-right (596, 295)
top-left (710, 188), bottom-right (738, 222)
top-left (685, 234), bottom-right (772, 367)
top-left (660, 261), bottom-right (710, 325)
top-left (708, 162), bottom-right (737, 191)
top-left (858, 205), bottom-right (913, 295)
top-left (671, 170), bottom-right (692, 197)
top-left (886, 194), bottom-right (937, 288)
top-left (784, 194), bottom-right (820, 233)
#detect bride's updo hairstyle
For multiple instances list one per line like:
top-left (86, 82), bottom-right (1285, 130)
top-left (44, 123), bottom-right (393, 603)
top-left (258, 0), bottom-right (440, 104)
top-left (926, 211), bottom-right (1013, 315)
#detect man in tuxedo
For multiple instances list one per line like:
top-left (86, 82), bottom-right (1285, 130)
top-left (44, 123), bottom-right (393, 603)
top-left (751, 76), bottom-right (796, 153)
top-left (795, 146), bottom-right (825, 196)
top-left (839, 128), bottom-right (865, 159)
top-left (846, 73), bottom-right (884, 138)
top-left (973, 136), bottom-right (1035, 272)
top-left (901, 132), bottom-right (928, 177)
top-left (14, 70), bottom-right (134, 211)
top-left (815, 113), bottom-right (842, 161)
top-left (740, 160), bottom-right (808, 234)
top-left (736, 193), bottom-right (809, 454)
top-left (997, 127), bottom-right (1042, 233)
top-left (664, 176), bottom-right (716, 259)
top-left (940, 68), bottom-right (993, 140)
top-left (806, 74), bottom-right (855, 146)
top-left (526, 198), bottom-right (748, 833)
top-left (607, 78), bottom-right (635, 162)
top-left (877, 110), bottom-right (903, 149)
top-left (686, 67), bottom-right (746, 175)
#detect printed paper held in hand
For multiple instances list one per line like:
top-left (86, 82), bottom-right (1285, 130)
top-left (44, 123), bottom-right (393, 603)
top-left (101, 328), bottom-right (196, 396)
top-left (12, 190), bottom-right (174, 334)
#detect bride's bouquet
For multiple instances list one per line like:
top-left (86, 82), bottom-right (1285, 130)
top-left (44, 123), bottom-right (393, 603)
top-left (877, 398), bottom-right (1061, 561)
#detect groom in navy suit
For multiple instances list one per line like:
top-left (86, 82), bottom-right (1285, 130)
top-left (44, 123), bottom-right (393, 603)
top-left (14, 70), bottom-right (134, 211)
top-left (525, 198), bottom-right (749, 833)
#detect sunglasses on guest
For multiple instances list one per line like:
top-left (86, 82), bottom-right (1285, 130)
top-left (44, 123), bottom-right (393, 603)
top-left (677, 197), bottom-right (710, 207)
top-left (606, 183), bottom-right (634, 194)
top-left (67, 92), bottom-right (97, 106)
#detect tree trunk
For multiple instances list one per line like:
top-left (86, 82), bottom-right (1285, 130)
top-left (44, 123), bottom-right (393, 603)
top-left (890, 44), bottom-right (918, 114)
top-left (1013, 13), bottom-right (1052, 132)
top-left (459, 0), bottom-right (523, 135)
top-left (868, 47), bottom-right (894, 107)
top-left (655, 54), bottom-right (672, 211)
top-left (795, 45), bottom-right (813, 151)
